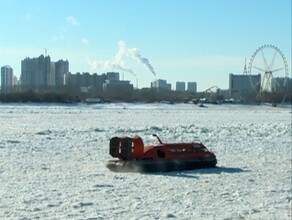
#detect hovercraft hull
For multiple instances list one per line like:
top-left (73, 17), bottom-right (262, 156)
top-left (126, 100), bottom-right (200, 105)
top-left (106, 157), bottom-right (217, 173)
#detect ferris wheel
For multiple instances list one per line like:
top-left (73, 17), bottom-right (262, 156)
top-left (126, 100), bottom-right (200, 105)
top-left (248, 44), bottom-right (289, 93)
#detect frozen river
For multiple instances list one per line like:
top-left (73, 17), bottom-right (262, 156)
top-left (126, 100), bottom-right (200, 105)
top-left (0, 103), bottom-right (291, 219)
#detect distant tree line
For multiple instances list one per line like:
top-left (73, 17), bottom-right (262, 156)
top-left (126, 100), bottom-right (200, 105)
top-left (0, 87), bottom-right (291, 104)
top-left (0, 90), bottom-right (75, 103)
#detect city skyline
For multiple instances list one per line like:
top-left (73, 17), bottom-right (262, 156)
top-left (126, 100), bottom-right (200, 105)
top-left (0, 0), bottom-right (291, 91)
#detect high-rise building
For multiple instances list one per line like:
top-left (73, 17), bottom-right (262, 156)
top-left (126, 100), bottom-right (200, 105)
top-left (151, 79), bottom-right (171, 90)
top-left (64, 72), bottom-right (81, 87)
top-left (229, 73), bottom-right (261, 98)
top-left (64, 72), bottom-right (107, 91)
top-left (1, 65), bottom-right (14, 93)
top-left (187, 82), bottom-right (197, 93)
top-left (106, 72), bottom-right (119, 81)
top-left (49, 62), bottom-right (56, 86)
top-left (103, 79), bottom-right (133, 94)
top-left (20, 55), bottom-right (69, 90)
top-left (55, 60), bottom-right (69, 86)
top-left (176, 82), bottom-right (185, 92)
top-left (272, 77), bottom-right (292, 93)
top-left (20, 55), bottom-right (51, 90)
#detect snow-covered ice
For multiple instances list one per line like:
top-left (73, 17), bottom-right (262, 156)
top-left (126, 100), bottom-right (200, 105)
top-left (0, 103), bottom-right (291, 219)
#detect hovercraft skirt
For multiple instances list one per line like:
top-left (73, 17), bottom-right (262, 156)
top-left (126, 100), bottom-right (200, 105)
top-left (106, 158), bottom-right (217, 173)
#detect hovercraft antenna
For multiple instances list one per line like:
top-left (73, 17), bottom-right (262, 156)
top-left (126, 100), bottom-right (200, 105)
top-left (152, 134), bottom-right (163, 144)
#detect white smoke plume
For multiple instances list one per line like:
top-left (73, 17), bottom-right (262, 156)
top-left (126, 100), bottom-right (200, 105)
top-left (87, 40), bottom-right (156, 77)
top-left (87, 41), bottom-right (136, 77)
top-left (104, 60), bottom-right (136, 76)
top-left (115, 41), bottom-right (126, 63)
top-left (126, 47), bottom-right (156, 76)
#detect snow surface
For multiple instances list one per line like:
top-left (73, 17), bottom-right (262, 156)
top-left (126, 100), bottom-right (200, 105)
top-left (0, 103), bottom-right (291, 219)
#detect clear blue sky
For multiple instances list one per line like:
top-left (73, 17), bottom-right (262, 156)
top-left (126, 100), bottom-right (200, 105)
top-left (0, 0), bottom-right (291, 91)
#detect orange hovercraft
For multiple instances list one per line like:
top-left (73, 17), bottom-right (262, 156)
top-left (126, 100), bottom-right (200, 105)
top-left (106, 134), bottom-right (217, 172)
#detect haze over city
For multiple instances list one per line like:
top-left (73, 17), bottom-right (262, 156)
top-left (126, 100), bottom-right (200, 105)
top-left (0, 0), bottom-right (291, 91)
